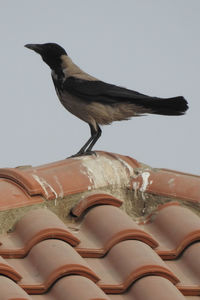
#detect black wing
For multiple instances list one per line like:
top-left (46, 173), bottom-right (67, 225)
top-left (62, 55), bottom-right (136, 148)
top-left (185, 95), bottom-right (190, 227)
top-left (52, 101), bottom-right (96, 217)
top-left (63, 76), bottom-right (151, 104)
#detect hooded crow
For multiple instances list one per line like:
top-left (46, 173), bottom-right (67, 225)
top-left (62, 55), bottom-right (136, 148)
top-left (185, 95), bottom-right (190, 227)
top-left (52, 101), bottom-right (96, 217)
top-left (25, 43), bottom-right (188, 156)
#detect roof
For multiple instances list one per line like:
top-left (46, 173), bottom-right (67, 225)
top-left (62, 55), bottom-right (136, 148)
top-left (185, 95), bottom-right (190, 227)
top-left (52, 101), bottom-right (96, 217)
top-left (0, 151), bottom-right (200, 299)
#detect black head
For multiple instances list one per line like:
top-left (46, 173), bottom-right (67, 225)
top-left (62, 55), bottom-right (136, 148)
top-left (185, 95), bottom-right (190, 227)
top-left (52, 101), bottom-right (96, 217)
top-left (25, 43), bottom-right (67, 70)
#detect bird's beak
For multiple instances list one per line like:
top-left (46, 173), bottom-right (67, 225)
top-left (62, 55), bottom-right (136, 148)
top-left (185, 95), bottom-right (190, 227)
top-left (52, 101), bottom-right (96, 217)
top-left (24, 44), bottom-right (43, 54)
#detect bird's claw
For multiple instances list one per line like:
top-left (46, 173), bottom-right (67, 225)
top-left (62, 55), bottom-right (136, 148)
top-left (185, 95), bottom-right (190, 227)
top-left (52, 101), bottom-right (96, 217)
top-left (67, 150), bottom-right (97, 159)
top-left (83, 150), bottom-right (97, 156)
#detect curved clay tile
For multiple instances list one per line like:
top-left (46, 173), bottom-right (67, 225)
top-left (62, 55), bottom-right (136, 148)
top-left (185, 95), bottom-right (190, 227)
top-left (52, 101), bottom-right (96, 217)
top-left (7, 239), bottom-right (99, 294)
top-left (71, 193), bottom-right (123, 217)
top-left (0, 159), bottom-right (91, 200)
top-left (139, 201), bottom-right (181, 225)
top-left (0, 256), bottom-right (22, 282)
top-left (75, 205), bottom-right (158, 257)
top-left (0, 179), bottom-right (43, 211)
top-left (141, 204), bottom-right (200, 259)
top-left (0, 168), bottom-right (44, 196)
top-left (109, 276), bottom-right (186, 300)
top-left (97, 151), bottom-right (140, 169)
top-left (0, 275), bottom-right (31, 300)
top-left (0, 208), bottom-right (80, 258)
top-left (32, 275), bottom-right (110, 300)
top-left (86, 240), bottom-right (179, 293)
top-left (166, 242), bottom-right (200, 296)
top-left (0, 152), bottom-right (140, 202)
top-left (142, 168), bottom-right (200, 203)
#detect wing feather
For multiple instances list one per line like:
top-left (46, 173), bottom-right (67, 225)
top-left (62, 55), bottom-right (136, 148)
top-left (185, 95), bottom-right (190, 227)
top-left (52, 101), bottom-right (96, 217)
top-left (63, 77), bottom-right (150, 104)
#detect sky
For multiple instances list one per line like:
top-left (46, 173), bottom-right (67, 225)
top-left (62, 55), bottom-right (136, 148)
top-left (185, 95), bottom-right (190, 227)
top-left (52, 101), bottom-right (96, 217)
top-left (0, 0), bottom-right (199, 174)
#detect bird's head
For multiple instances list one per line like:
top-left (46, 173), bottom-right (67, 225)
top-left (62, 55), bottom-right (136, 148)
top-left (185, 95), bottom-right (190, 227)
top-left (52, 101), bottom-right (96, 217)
top-left (25, 43), bottom-right (67, 70)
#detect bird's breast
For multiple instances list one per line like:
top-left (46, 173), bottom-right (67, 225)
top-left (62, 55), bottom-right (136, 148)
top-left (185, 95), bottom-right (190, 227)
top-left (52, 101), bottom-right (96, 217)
top-left (57, 90), bottom-right (94, 124)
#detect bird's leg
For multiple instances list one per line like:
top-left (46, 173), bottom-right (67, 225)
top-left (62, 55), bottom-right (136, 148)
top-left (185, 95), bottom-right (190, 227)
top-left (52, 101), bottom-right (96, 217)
top-left (75, 136), bottom-right (94, 155)
top-left (72, 124), bottom-right (100, 157)
top-left (85, 124), bottom-right (102, 154)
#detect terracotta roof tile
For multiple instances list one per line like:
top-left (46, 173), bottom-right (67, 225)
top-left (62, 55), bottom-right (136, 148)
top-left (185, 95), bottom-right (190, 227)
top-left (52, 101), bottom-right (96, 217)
top-left (0, 179), bottom-right (43, 211)
top-left (0, 159), bottom-right (91, 200)
top-left (31, 276), bottom-right (110, 300)
top-left (86, 240), bottom-right (179, 293)
top-left (0, 152), bottom-right (200, 299)
top-left (0, 255), bottom-right (22, 282)
top-left (167, 242), bottom-right (200, 296)
top-left (8, 239), bottom-right (99, 294)
top-left (141, 203), bottom-right (200, 259)
top-left (0, 275), bottom-right (31, 300)
top-left (75, 205), bottom-right (158, 257)
top-left (72, 193), bottom-right (123, 217)
top-left (0, 152), bottom-right (140, 203)
top-left (131, 168), bottom-right (200, 203)
top-left (0, 208), bottom-right (80, 258)
top-left (109, 276), bottom-right (187, 300)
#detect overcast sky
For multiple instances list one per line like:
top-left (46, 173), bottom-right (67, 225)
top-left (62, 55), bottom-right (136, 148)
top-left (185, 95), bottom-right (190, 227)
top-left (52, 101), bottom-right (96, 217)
top-left (0, 0), bottom-right (199, 174)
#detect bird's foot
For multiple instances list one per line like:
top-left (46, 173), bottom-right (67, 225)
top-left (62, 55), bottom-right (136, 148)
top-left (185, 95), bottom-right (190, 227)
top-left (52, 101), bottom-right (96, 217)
top-left (67, 150), bottom-right (97, 159)
top-left (84, 150), bottom-right (97, 156)
top-left (67, 152), bottom-right (84, 159)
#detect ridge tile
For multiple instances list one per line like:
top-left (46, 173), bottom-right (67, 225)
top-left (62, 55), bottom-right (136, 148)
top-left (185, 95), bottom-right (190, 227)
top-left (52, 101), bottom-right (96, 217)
top-left (0, 179), bottom-right (43, 211)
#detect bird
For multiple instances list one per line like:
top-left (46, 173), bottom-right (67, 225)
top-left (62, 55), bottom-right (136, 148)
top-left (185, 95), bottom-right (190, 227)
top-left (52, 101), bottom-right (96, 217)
top-left (25, 43), bottom-right (188, 157)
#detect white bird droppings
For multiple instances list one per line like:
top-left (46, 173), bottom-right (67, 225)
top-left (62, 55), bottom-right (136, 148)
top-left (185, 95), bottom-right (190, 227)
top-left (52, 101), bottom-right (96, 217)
top-left (32, 174), bottom-right (58, 199)
top-left (140, 172), bottom-right (150, 193)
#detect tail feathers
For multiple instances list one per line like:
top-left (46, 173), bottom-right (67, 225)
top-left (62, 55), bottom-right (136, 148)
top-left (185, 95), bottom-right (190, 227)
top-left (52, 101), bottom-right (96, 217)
top-left (137, 96), bottom-right (189, 116)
